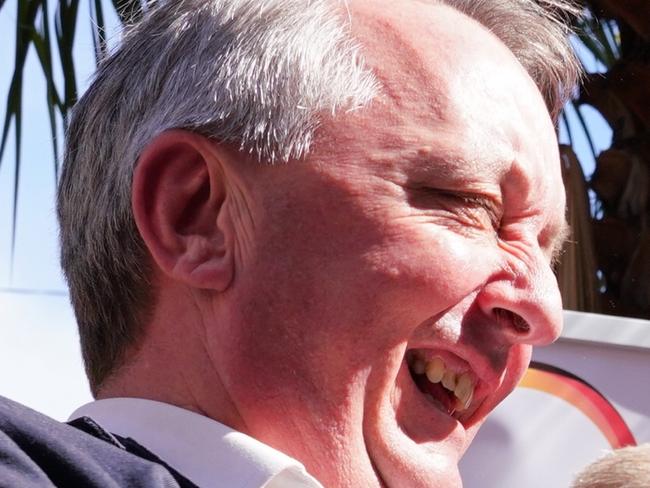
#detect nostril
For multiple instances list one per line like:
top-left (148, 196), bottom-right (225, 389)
top-left (494, 307), bottom-right (530, 334)
top-left (512, 313), bottom-right (530, 333)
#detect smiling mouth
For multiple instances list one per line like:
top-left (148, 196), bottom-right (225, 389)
top-left (406, 350), bottom-right (478, 420)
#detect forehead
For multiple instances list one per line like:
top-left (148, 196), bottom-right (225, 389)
top-left (345, 1), bottom-right (552, 131)
top-left (310, 1), bottom-right (566, 240)
top-left (324, 2), bottom-right (558, 175)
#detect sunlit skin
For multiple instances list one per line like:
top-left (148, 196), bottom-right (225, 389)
top-left (106, 2), bottom-right (570, 488)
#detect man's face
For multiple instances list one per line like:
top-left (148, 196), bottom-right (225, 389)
top-left (210, 4), bottom-right (567, 487)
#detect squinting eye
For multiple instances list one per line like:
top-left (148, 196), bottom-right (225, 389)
top-left (441, 192), bottom-right (502, 232)
top-left (407, 186), bottom-right (503, 233)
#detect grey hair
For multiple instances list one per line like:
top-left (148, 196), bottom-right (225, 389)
top-left (573, 444), bottom-right (650, 488)
top-left (58, 0), bottom-right (581, 392)
top-left (438, 0), bottom-right (582, 121)
top-left (58, 0), bottom-right (378, 392)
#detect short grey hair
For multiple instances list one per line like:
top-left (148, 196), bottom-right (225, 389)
top-left (573, 444), bottom-right (650, 488)
top-left (58, 0), bottom-right (581, 393)
top-left (58, 0), bottom-right (378, 392)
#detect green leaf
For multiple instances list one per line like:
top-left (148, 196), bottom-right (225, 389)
top-left (111, 0), bottom-right (144, 25)
top-left (575, 8), bottom-right (621, 71)
top-left (575, 28), bottom-right (608, 68)
top-left (91, 0), bottom-right (109, 65)
top-left (11, 98), bottom-right (22, 279)
top-left (40, 0), bottom-right (63, 180)
top-left (0, 0), bottom-right (41, 166)
top-left (55, 0), bottom-right (80, 129)
top-left (561, 110), bottom-right (574, 148)
top-left (600, 18), bottom-right (621, 60)
top-left (588, 17), bottom-right (617, 67)
top-left (31, 22), bottom-right (62, 181)
top-left (2, 0), bottom-right (43, 275)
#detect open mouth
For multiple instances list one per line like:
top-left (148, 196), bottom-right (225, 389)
top-left (406, 350), bottom-right (478, 421)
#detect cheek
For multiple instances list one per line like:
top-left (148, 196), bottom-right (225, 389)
top-left (364, 228), bottom-right (499, 314)
top-left (221, 211), bottom-right (501, 394)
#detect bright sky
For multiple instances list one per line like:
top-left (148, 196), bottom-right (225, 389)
top-left (0, 3), bottom-right (613, 418)
top-left (0, 1), bottom-right (120, 418)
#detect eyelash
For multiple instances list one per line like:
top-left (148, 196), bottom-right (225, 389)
top-left (438, 191), bottom-right (502, 232)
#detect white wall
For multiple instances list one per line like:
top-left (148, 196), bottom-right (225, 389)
top-left (0, 291), bottom-right (92, 420)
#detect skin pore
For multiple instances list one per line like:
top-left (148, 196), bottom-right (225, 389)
top-left (102, 2), bottom-right (569, 487)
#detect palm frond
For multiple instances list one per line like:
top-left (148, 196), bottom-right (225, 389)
top-left (574, 9), bottom-right (620, 71)
top-left (1, 0), bottom-right (43, 275)
top-left (111, 0), bottom-right (145, 25)
top-left (570, 100), bottom-right (599, 162)
top-left (0, 0), bottom-right (41, 167)
top-left (30, 0), bottom-right (63, 182)
top-left (90, 0), bottom-right (109, 64)
top-left (55, 0), bottom-right (80, 129)
top-left (560, 111), bottom-right (574, 147)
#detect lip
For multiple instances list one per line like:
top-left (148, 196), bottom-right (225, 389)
top-left (403, 342), bottom-right (509, 428)
top-left (397, 354), bottom-right (461, 437)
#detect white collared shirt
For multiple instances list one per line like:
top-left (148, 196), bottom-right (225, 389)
top-left (69, 398), bottom-right (324, 488)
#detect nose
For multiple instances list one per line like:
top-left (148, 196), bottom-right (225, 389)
top-left (476, 249), bottom-right (564, 346)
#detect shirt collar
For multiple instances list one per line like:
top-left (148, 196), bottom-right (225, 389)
top-left (69, 398), bottom-right (323, 488)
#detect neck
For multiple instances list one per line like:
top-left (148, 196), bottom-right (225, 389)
top-left (95, 290), bottom-right (247, 433)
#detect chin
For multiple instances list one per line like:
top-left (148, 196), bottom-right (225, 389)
top-left (358, 343), bottom-right (529, 487)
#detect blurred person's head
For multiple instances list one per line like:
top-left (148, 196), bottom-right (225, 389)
top-left (573, 444), bottom-right (650, 488)
top-left (57, 1), bottom-right (581, 486)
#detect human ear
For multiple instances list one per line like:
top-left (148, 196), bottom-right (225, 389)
top-left (132, 130), bottom-right (234, 291)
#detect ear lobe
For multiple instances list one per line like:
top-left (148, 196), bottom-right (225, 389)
top-left (132, 130), bottom-right (234, 291)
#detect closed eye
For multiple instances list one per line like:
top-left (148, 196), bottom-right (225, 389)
top-left (447, 192), bottom-right (502, 231)
top-left (407, 186), bottom-right (503, 233)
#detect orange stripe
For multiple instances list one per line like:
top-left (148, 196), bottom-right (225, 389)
top-left (519, 367), bottom-right (635, 448)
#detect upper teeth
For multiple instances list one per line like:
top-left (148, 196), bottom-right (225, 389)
top-left (412, 356), bottom-right (475, 411)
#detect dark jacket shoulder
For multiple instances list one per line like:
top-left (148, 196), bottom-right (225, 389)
top-left (0, 395), bottom-right (184, 487)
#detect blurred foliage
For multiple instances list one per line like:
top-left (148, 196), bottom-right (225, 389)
top-left (558, 1), bottom-right (650, 320)
top-left (0, 0), bottom-right (152, 265)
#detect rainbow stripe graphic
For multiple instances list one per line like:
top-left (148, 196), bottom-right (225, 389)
top-left (520, 361), bottom-right (636, 449)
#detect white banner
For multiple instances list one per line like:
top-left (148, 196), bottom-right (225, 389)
top-left (461, 311), bottom-right (650, 488)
